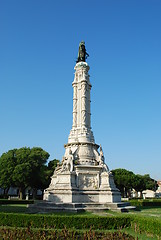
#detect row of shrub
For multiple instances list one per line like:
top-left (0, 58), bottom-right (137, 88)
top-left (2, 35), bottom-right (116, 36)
top-left (0, 199), bottom-right (34, 205)
top-left (0, 213), bottom-right (131, 230)
top-left (0, 227), bottom-right (134, 240)
top-left (129, 199), bottom-right (161, 207)
top-left (0, 213), bottom-right (160, 237)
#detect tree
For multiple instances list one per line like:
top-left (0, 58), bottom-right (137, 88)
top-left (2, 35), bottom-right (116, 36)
top-left (48, 159), bottom-right (59, 175)
top-left (112, 168), bottom-right (158, 197)
top-left (0, 149), bottom-right (17, 196)
top-left (0, 147), bottom-right (50, 199)
top-left (27, 147), bottom-right (50, 198)
top-left (132, 174), bottom-right (145, 192)
top-left (142, 174), bottom-right (157, 191)
top-left (112, 168), bottom-right (135, 197)
top-left (12, 162), bottom-right (32, 199)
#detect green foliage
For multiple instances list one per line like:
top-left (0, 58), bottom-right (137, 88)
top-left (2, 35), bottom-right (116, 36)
top-left (0, 213), bottom-right (160, 237)
top-left (132, 174), bottom-right (145, 192)
top-left (112, 168), bottom-right (135, 196)
top-left (133, 174), bottom-right (157, 192)
top-left (0, 147), bottom-right (61, 199)
top-left (0, 147), bottom-right (50, 199)
top-left (44, 159), bottom-right (60, 187)
top-left (13, 163), bottom-right (32, 188)
top-left (131, 216), bottom-right (161, 236)
top-left (142, 174), bottom-right (157, 191)
top-left (129, 199), bottom-right (161, 207)
top-left (0, 213), bottom-right (132, 229)
top-left (48, 159), bottom-right (60, 171)
top-left (0, 149), bottom-right (17, 191)
top-left (112, 168), bottom-right (157, 196)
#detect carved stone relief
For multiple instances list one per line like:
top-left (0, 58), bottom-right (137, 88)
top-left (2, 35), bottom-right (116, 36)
top-left (78, 174), bottom-right (98, 189)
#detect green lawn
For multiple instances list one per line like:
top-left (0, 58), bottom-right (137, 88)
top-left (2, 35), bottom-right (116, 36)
top-left (0, 204), bottom-right (161, 218)
top-left (123, 207), bottom-right (161, 218)
top-left (92, 206), bottom-right (161, 220)
top-left (130, 206), bottom-right (161, 218)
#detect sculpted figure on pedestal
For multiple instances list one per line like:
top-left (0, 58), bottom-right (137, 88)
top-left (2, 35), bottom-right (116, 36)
top-left (62, 148), bottom-right (74, 172)
top-left (99, 145), bottom-right (109, 172)
top-left (99, 145), bottom-right (104, 163)
top-left (77, 41), bottom-right (89, 63)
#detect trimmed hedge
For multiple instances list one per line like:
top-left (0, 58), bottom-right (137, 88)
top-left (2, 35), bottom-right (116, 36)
top-left (0, 199), bottom-right (34, 205)
top-left (0, 213), bottom-right (160, 237)
top-left (0, 213), bottom-right (131, 230)
top-left (0, 213), bottom-right (161, 236)
top-left (129, 199), bottom-right (161, 207)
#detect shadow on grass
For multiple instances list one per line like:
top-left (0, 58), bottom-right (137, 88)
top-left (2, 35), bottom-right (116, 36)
top-left (0, 205), bottom-right (95, 216)
top-left (0, 205), bottom-right (28, 213)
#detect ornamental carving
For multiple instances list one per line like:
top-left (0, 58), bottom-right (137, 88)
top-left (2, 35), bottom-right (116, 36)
top-left (81, 111), bottom-right (86, 125)
top-left (81, 97), bottom-right (86, 110)
top-left (81, 83), bottom-right (87, 96)
top-left (73, 86), bottom-right (77, 99)
top-left (78, 145), bottom-right (93, 158)
top-left (78, 174), bottom-right (98, 189)
top-left (73, 99), bottom-right (77, 112)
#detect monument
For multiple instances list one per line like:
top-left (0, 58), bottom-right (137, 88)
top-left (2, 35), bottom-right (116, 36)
top-left (29, 42), bottom-right (135, 212)
top-left (43, 41), bottom-right (121, 207)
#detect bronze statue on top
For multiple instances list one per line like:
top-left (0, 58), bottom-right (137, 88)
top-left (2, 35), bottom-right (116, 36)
top-left (77, 41), bottom-right (89, 63)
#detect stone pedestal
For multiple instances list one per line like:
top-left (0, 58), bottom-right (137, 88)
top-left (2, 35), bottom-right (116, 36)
top-left (44, 164), bottom-right (120, 204)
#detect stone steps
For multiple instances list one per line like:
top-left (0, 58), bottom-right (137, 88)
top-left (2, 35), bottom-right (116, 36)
top-left (28, 201), bottom-right (136, 213)
top-left (104, 202), bottom-right (136, 212)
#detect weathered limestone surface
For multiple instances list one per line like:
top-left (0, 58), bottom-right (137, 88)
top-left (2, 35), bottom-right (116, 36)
top-left (43, 61), bottom-right (121, 204)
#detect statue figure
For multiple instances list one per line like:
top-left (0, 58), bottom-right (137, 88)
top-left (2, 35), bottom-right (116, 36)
top-left (77, 41), bottom-right (89, 63)
top-left (99, 145), bottom-right (105, 163)
top-left (62, 148), bottom-right (74, 172)
top-left (99, 145), bottom-right (109, 172)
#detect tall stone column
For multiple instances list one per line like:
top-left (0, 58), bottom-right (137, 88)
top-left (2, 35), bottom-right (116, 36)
top-left (68, 62), bottom-right (94, 144)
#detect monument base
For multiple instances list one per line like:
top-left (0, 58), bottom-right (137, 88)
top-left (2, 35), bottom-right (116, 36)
top-left (43, 165), bottom-right (121, 204)
top-left (44, 189), bottom-right (121, 204)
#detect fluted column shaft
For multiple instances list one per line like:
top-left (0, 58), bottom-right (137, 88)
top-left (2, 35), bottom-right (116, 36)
top-left (72, 83), bottom-right (77, 128)
top-left (68, 62), bottom-right (94, 144)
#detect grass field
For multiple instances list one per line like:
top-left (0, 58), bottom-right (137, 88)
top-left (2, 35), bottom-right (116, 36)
top-left (130, 206), bottom-right (161, 218)
top-left (1, 204), bottom-right (161, 218)
top-left (106, 206), bottom-right (161, 219)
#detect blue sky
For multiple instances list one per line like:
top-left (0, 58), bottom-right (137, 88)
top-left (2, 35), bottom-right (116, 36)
top-left (0, 0), bottom-right (161, 180)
